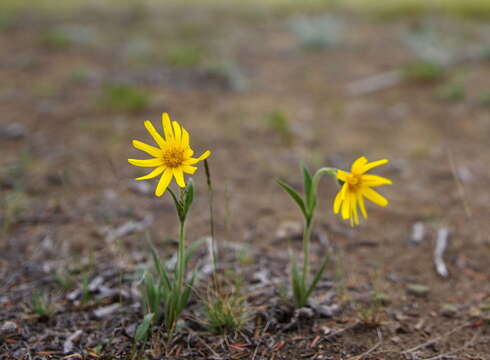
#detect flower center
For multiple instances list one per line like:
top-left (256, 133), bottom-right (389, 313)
top-left (162, 147), bottom-right (185, 168)
top-left (346, 173), bottom-right (360, 188)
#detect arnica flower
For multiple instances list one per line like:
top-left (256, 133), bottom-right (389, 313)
top-left (128, 113), bottom-right (211, 196)
top-left (333, 156), bottom-right (392, 226)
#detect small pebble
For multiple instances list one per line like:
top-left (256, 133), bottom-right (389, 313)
top-left (0, 123), bottom-right (26, 139)
top-left (94, 303), bottom-right (120, 319)
top-left (406, 284), bottom-right (430, 297)
top-left (0, 321), bottom-right (18, 337)
top-left (441, 304), bottom-right (458, 317)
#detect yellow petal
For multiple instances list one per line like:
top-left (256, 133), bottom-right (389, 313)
top-left (361, 174), bottom-right (392, 187)
top-left (155, 168), bottom-right (173, 196)
top-left (183, 150), bottom-right (211, 165)
top-left (182, 165), bottom-right (197, 174)
top-left (173, 168), bottom-right (185, 187)
top-left (184, 148), bottom-right (194, 158)
top-left (357, 192), bottom-right (368, 219)
top-left (172, 121), bottom-right (182, 143)
top-left (135, 166), bottom-right (165, 180)
top-left (350, 193), bottom-right (359, 226)
top-left (128, 158), bottom-right (163, 167)
top-left (351, 156), bottom-right (368, 174)
top-left (362, 187), bottom-right (388, 207)
top-left (181, 128), bottom-right (190, 148)
top-left (336, 170), bottom-right (349, 182)
top-left (144, 121), bottom-right (166, 148)
top-left (341, 189), bottom-right (351, 220)
top-left (333, 183), bottom-right (347, 214)
top-left (132, 140), bottom-right (162, 158)
top-left (360, 159), bottom-right (389, 174)
top-left (162, 113), bottom-right (174, 141)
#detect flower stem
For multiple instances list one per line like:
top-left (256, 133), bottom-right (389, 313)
top-left (302, 218), bottom-right (313, 305)
top-left (177, 220), bottom-right (186, 293)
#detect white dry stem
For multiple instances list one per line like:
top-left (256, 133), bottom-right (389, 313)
top-left (63, 329), bottom-right (83, 354)
top-left (411, 222), bottom-right (426, 244)
top-left (101, 215), bottom-right (153, 243)
top-left (434, 227), bottom-right (450, 278)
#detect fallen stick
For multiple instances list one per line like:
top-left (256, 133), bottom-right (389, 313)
top-left (400, 321), bottom-right (471, 355)
top-left (434, 227), bottom-right (450, 278)
top-left (347, 71), bottom-right (401, 96)
top-left (423, 329), bottom-right (481, 360)
top-left (347, 329), bottom-right (383, 360)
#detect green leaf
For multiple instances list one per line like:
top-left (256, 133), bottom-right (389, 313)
top-left (305, 254), bottom-right (331, 301)
top-left (168, 188), bottom-right (184, 221)
top-left (147, 238), bottom-right (171, 289)
top-left (135, 313), bottom-right (154, 343)
top-left (179, 271), bottom-right (196, 313)
top-left (290, 252), bottom-right (304, 307)
top-left (183, 179), bottom-right (194, 215)
top-left (276, 179), bottom-right (308, 220)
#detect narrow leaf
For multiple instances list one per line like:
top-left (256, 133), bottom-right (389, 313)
top-left (184, 179), bottom-right (194, 215)
top-left (305, 254), bottom-right (331, 300)
top-left (290, 251), bottom-right (304, 307)
top-left (148, 241), bottom-right (171, 289)
top-left (168, 188), bottom-right (184, 221)
top-left (135, 313), bottom-right (155, 343)
top-left (277, 179), bottom-right (307, 219)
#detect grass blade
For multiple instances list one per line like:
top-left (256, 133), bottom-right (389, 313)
top-left (305, 254), bottom-right (331, 300)
top-left (135, 313), bottom-right (155, 343)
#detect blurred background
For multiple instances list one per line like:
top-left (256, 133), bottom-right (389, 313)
top-left (2, 0), bottom-right (490, 250)
top-left (1, 0), bottom-right (490, 356)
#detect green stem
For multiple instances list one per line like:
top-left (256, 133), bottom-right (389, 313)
top-left (176, 220), bottom-right (186, 303)
top-left (302, 218), bottom-right (313, 299)
top-left (311, 167), bottom-right (337, 200)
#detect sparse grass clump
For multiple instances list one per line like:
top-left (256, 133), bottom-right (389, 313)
top-left (67, 68), bottom-right (93, 85)
top-left (353, 294), bottom-right (385, 328)
top-left (1, 190), bottom-right (29, 233)
top-left (205, 61), bottom-right (248, 91)
top-left (204, 281), bottom-right (247, 334)
top-left (41, 25), bottom-right (98, 50)
top-left (165, 45), bottom-right (205, 67)
top-left (264, 110), bottom-right (293, 145)
top-left (478, 91), bottom-right (490, 107)
top-left (30, 291), bottom-right (55, 319)
top-left (99, 85), bottom-right (150, 113)
top-left (291, 15), bottom-right (343, 51)
top-left (54, 271), bottom-right (75, 291)
top-left (436, 83), bottom-right (465, 102)
top-left (0, 12), bottom-right (15, 31)
top-left (343, 0), bottom-right (490, 20)
top-left (401, 61), bottom-right (445, 83)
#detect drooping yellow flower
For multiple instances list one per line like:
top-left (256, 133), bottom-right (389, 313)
top-left (333, 156), bottom-right (392, 226)
top-left (128, 113), bottom-right (211, 196)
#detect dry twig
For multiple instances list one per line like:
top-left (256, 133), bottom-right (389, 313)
top-left (401, 321), bottom-right (472, 355)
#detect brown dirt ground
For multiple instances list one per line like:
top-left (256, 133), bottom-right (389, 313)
top-left (1, 3), bottom-right (490, 359)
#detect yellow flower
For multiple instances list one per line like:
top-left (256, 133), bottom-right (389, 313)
top-left (333, 156), bottom-right (392, 226)
top-left (128, 113), bottom-right (211, 196)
